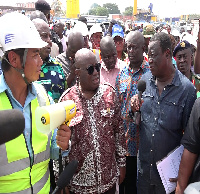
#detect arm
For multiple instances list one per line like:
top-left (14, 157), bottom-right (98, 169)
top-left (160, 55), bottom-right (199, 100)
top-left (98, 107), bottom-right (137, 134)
top-left (175, 149), bottom-right (198, 194)
top-left (194, 19), bottom-right (200, 74)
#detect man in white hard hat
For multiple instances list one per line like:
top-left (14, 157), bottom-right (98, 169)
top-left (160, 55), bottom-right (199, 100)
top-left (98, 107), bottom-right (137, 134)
top-left (89, 23), bottom-right (102, 62)
top-left (0, 12), bottom-right (70, 193)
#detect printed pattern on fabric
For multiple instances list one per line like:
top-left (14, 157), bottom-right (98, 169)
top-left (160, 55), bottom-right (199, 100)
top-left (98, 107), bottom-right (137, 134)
top-left (115, 60), bottom-right (149, 156)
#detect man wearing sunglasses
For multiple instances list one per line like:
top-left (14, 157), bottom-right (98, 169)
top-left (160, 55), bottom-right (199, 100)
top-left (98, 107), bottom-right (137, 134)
top-left (54, 48), bottom-right (126, 194)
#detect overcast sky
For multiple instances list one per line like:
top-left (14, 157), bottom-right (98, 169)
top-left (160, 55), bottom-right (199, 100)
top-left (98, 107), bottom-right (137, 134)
top-left (2, 0), bottom-right (200, 18)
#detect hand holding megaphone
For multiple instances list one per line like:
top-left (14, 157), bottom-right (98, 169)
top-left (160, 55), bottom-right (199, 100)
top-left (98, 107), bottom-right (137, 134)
top-left (35, 100), bottom-right (76, 135)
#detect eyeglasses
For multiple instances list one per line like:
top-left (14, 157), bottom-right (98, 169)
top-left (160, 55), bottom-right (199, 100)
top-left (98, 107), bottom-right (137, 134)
top-left (85, 63), bottom-right (101, 75)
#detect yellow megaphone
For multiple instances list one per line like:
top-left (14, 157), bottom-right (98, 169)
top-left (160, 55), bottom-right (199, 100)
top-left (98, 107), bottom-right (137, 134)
top-left (35, 100), bottom-right (76, 134)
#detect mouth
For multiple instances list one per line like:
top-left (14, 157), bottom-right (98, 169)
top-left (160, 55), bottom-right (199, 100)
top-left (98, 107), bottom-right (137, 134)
top-left (92, 77), bottom-right (100, 84)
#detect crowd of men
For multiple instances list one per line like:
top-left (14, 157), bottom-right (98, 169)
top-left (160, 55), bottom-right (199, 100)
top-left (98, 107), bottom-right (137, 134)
top-left (0, 0), bottom-right (200, 193)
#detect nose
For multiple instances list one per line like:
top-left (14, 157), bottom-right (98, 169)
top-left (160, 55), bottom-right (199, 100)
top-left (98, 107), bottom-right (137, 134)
top-left (38, 55), bottom-right (43, 66)
top-left (148, 57), bottom-right (153, 63)
top-left (179, 56), bottom-right (185, 63)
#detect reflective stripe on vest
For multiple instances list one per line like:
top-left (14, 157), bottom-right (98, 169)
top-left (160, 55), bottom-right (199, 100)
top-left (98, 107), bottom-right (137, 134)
top-left (0, 84), bottom-right (52, 193)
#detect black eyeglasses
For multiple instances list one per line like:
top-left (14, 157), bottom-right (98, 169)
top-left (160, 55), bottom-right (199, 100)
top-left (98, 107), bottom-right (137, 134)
top-left (85, 63), bottom-right (101, 75)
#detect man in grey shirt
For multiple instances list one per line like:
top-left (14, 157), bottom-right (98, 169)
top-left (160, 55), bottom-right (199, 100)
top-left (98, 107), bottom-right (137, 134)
top-left (56, 32), bottom-right (84, 88)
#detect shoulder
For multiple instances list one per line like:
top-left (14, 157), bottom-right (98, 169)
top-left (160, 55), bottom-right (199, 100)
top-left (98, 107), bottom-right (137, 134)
top-left (59, 85), bottom-right (77, 102)
top-left (177, 70), bottom-right (195, 91)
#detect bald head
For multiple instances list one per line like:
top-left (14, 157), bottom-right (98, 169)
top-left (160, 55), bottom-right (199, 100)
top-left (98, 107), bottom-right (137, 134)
top-left (75, 48), bottom-right (96, 69)
top-left (67, 32), bottom-right (84, 59)
top-left (126, 31), bottom-right (145, 45)
top-left (32, 18), bottom-right (49, 31)
top-left (100, 36), bottom-right (116, 54)
top-left (30, 10), bottom-right (47, 23)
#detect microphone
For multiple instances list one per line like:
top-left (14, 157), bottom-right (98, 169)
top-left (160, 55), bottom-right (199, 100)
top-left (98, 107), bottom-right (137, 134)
top-left (137, 79), bottom-right (146, 107)
top-left (52, 160), bottom-right (78, 194)
top-left (0, 109), bottom-right (25, 145)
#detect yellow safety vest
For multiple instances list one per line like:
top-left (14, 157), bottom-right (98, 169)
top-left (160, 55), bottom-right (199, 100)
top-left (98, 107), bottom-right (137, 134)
top-left (0, 83), bottom-right (52, 194)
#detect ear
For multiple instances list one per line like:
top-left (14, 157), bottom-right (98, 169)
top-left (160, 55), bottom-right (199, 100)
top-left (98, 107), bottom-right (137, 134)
top-left (165, 48), bottom-right (171, 58)
top-left (7, 51), bottom-right (19, 68)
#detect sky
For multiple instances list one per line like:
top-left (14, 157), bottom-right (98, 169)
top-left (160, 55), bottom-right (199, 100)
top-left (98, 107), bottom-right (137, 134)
top-left (2, 0), bottom-right (200, 18)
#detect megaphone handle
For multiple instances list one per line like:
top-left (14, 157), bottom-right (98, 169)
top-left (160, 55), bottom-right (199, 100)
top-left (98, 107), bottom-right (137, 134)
top-left (63, 120), bottom-right (71, 126)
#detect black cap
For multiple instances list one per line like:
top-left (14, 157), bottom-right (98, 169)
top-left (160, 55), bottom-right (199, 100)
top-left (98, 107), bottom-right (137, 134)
top-left (173, 40), bottom-right (191, 57)
top-left (35, 0), bottom-right (51, 11)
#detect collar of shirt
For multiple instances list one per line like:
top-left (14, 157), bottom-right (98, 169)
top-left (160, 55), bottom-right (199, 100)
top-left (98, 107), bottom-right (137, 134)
top-left (101, 58), bottom-right (120, 72)
top-left (150, 69), bottom-right (181, 87)
top-left (0, 73), bottom-right (37, 107)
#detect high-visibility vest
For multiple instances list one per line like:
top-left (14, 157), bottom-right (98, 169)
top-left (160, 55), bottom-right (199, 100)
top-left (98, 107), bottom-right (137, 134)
top-left (92, 49), bottom-right (101, 62)
top-left (0, 83), bottom-right (52, 194)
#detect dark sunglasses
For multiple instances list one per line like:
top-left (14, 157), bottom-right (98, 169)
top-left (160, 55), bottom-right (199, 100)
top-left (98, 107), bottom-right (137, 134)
top-left (86, 63), bottom-right (101, 75)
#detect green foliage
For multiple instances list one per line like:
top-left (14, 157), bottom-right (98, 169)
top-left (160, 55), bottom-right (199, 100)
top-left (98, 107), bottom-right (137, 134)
top-left (103, 3), bottom-right (120, 14)
top-left (96, 7), bottom-right (109, 17)
top-left (123, 6), bottom-right (133, 16)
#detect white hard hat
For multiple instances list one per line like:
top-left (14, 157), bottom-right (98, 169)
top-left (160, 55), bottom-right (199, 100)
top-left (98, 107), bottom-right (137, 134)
top-left (171, 29), bottom-right (180, 37)
top-left (90, 24), bottom-right (102, 38)
top-left (73, 21), bottom-right (88, 36)
top-left (0, 12), bottom-right (47, 52)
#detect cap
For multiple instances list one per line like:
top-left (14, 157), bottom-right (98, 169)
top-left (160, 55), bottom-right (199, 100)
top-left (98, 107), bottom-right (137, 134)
top-left (173, 40), bottom-right (191, 57)
top-left (143, 24), bottom-right (155, 38)
top-left (73, 21), bottom-right (88, 36)
top-left (112, 24), bottom-right (124, 38)
top-left (90, 24), bottom-right (102, 38)
top-left (0, 12), bottom-right (47, 52)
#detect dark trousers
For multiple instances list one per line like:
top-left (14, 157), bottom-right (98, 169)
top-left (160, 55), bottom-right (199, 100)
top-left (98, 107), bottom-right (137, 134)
top-left (119, 156), bottom-right (137, 194)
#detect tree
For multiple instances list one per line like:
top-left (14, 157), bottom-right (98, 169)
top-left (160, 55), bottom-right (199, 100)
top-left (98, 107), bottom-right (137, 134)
top-left (96, 7), bottom-right (109, 17)
top-left (103, 3), bottom-right (120, 14)
top-left (123, 6), bottom-right (133, 16)
top-left (88, 3), bottom-right (101, 15)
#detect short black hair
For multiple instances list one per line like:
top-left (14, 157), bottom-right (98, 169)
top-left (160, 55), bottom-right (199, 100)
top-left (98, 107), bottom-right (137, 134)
top-left (2, 49), bottom-right (25, 72)
top-left (150, 32), bottom-right (172, 56)
top-left (35, 0), bottom-right (51, 11)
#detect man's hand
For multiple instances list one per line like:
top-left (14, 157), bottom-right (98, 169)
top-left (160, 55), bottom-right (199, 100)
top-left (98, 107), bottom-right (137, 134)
top-left (119, 167), bottom-right (126, 185)
top-left (130, 94), bottom-right (143, 112)
top-left (56, 124), bottom-right (71, 151)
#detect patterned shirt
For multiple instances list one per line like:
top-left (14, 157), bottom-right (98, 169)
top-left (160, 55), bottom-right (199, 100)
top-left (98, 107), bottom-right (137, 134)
top-left (37, 56), bottom-right (67, 102)
top-left (55, 84), bottom-right (126, 193)
top-left (115, 59), bottom-right (149, 156)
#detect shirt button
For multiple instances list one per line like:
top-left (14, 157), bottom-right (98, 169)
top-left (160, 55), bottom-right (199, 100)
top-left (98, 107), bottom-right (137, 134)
top-left (158, 102), bottom-right (160, 104)
top-left (152, 134), bottom-right (154, 137)
top-left (164, 88), bottom-right (166, 90)
top-left (151, 164), bottom-right (153, 166)
top-left (151, 149), bottom-right (153, 152)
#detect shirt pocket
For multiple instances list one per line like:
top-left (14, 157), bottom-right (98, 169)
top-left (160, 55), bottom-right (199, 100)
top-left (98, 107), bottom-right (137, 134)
top-left (141, 93), bottom-right (154, 123)
top-left (159, 99), bottom-right (184, 130)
